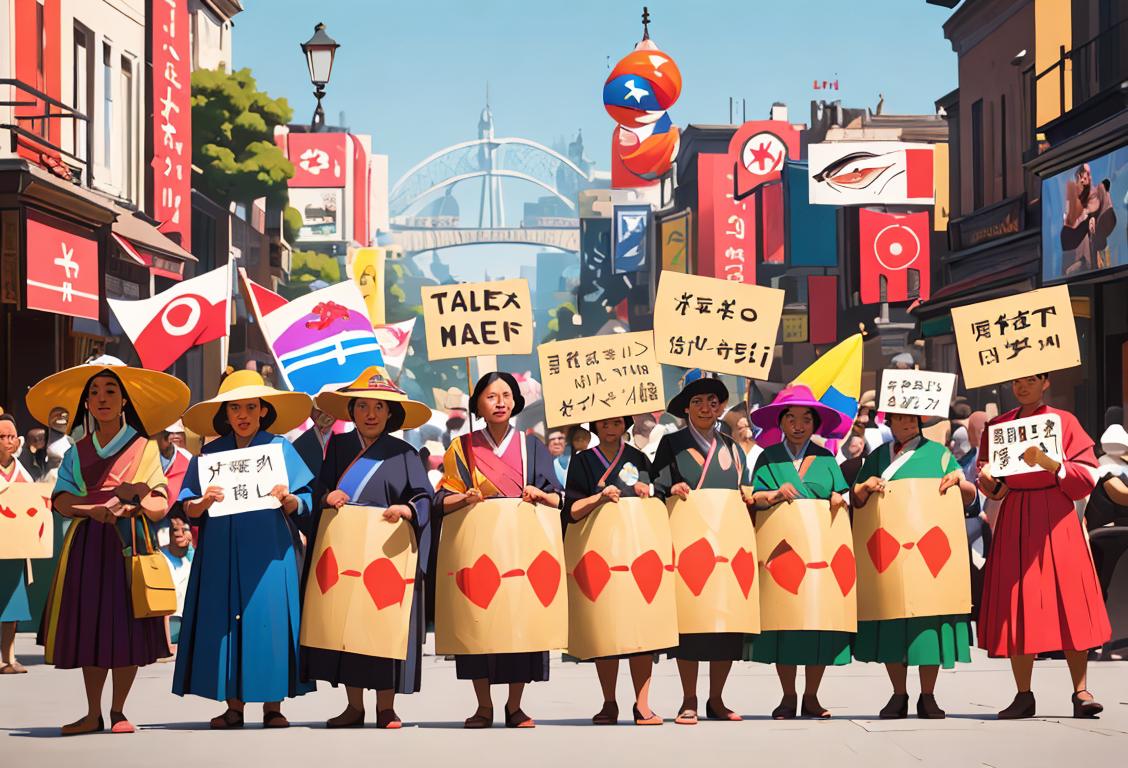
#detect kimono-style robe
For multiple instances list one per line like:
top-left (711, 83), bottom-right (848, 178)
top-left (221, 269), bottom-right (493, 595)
top-left (746, 441), bottom-right (853, 666)
top-left (173, 431), bottom-right (315, 702)
top-left (301, 430), bottom-right (432, 693)
top-left (436, 426), bottom-right (561, 684)
top-left (0, 459), bottom-right (36, 623)
top-left (851, 437), bottom-right (972, 668)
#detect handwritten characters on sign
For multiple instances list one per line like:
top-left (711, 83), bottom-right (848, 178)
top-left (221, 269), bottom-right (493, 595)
top-left (653, 272), bottom-right (784, 379)
top-left (199, 443), bottom-right (289, 517)
top-left (538, 332), bottom-right (665, 429)
top-left (951, 285), bottom-right (1081, 389)
top-left (987, 413), bottom-right (1064, 478)
top-left (878, 369), bottom-right (956, 419)
top-left (421, 278), bottom-right (533, 360)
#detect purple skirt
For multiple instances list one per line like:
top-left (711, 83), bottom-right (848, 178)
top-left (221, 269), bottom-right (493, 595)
top-left (37, 519), bottom-right (168, 669)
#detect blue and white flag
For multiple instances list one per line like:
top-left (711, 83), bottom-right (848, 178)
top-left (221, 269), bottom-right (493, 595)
top-left (612, 204), bottom-right (650, 274)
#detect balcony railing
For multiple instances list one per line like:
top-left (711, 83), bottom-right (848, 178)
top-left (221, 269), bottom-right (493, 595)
top-left (0, 78), bottom-right (90, 184)
top-left (1034, 18), bottom-right (1128, 129)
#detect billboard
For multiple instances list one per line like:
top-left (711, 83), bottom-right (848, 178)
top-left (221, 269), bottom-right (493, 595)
top-left (1041, 145), bottom-right (1127, 281)
top-left (290, 188), bottom-right (344, 241)
top-left (808, 142), bottom-right (935, 206)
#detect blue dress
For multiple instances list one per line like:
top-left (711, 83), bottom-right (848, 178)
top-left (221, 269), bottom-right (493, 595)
top-left (172, 431), bottom-right (315, 703)
top-left (0, 461), bottom-right (33, 623)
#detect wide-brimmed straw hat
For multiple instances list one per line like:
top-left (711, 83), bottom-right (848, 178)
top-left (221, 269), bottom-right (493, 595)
top-left (667, 378), bottom-right (730, 420)
top-left (315, 366), bottom-right (431, 432)
top-left (750, 384), bottom-right (845, 438)
top-left (26, 355), bottom-right (189, 435)
top-left (182, 370), bottom-right (312, 437)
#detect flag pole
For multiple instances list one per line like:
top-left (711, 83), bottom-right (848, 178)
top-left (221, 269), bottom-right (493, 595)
top-left (464, 355), bottom-right (478, 491)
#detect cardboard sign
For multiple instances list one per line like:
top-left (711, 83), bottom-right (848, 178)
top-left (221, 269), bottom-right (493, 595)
top-left (198, 443), bottom-right (288, 517)
top-left (755, 499), bottom-right (857, 633)
top-left (951, 285), bottom-right (1080, 389)
top-left (564, 498), bottom-right (678, 660)
top-left (666, 489), bottom-right (760, 635)
top-left (300, 506), bottom-right (419, 660)
top-left (987, 413), bottom-right (1064, 477)
top-left (0, 482), bottom-right (54, 559)
top-left (878, 369), bottom-right (956, 418)
top-left (653, 272), bottom-right (785, 379)
top-left (853, 478), bottom-right (971, 621)
top-left (538, 332), bottom-right (665, 429)
top-left (435, 498), bottom-right (567, 655)
top-left (421, 278), bottom-right (533, 361)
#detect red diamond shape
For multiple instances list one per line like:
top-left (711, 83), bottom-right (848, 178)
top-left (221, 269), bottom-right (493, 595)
top-left (456, 555), bottom-right (501, 609)
top-left (916, 526), bottom-right (952, 578)
top-left (631, 549), bottom-right (664, 604)
top-left (573, 550), bottom-right (611, 602)
top-left (831, 544), bottom-right (856, 596)
top-left (731, 547), bottom-right (756, 599)
top-left (363, 557), bottom-right (407, 610)
top-left (766, 542), bottom-right (804, 595)
top-left (527, 550), bottom-right (561, 607)
top-left (867, 528), bottom-right (900, 574)
top-left (677, 538), bottom-right (716, 597)
top-left (316, 546), bottom-right (340, 594)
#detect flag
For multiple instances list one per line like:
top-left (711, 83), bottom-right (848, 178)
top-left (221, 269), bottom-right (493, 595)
top-left (239, 270), bottom-right (384, 396)
top-left (108, 263), bottom-right (231, 371)
top-left (858, 209), bottom-right (930, 304)
top-left (373, 319), bottom-right (415, 371)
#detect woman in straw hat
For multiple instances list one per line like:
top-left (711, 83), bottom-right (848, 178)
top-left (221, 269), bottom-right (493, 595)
top-left (301, 366), bottom-right (434, 729)
top-left (27, 356), bottom-right (189, 735)
top-left (747, 384), bottom-right (851, 720)
top-left (650, 376), bottom-right (747, 725)
top-left (173, 371), bottom-right (315, 729)
top-left (436, 371), bottom-right (562, 729)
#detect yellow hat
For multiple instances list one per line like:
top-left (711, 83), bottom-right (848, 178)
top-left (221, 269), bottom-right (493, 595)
top-left (26, 356), bottom-right (190, 436)
top-left (182, 370), bottom-right (312, 437)
top-left (316, 366), bottom-right (432, 431)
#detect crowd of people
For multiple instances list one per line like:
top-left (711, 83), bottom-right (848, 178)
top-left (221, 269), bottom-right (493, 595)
top-left (0, 355), bottom-right (1124, 734)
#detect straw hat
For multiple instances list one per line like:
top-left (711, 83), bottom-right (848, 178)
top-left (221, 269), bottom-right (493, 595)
top-left (182, 370), bottom-right (312, 437)
top-left (26, 355), bottom-right (189, 435)
top-left (315, 366), bottom-right (431, 432)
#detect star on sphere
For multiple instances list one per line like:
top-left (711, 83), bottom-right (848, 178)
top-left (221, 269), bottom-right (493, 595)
top-left (624, 79), bottom-right (649, 103)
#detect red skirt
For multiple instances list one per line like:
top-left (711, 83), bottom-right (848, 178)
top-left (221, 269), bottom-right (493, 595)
top-left (978, 486), bottom-right (1110, 657)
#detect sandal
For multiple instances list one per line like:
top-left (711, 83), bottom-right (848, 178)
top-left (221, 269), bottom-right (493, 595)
top-left (109, 711), bottom-right (135, 734)
top-left (705, 700), bottom-right (742, 721)
top-left (0, 662), bottom-right (27, 674)
top-left (61, 715), bottom-right (104, 736)
top-left (1072, 691), bottom-right (1103, 719)
top-left (210, 709), bottom-right (245, 730)
top-left (674, 697), bottom-right (698, 725)
top-left (504, 706), bottom-right (535, 728)
top-left (376, 709), bottom-right (402, 730)
top-left (592, 701), bottom-right (619, 726)
top-left (916, 694), bottom-right (946, 720)
top-left (326, 706), bottom-right (365, 729)
top-left (464, 706), bottom-right (493, 729)
top-left (263, 710), bottom-right (289, 729)
top-left (772, 695), bottom-right (797, 720)
top-left (801, 695), bottom-right (831, 719)
top-left (633, 704), bottom-right (662, 726)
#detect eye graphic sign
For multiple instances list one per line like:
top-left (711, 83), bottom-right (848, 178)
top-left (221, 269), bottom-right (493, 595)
top-left (808, 141), bottom-right (935, 206)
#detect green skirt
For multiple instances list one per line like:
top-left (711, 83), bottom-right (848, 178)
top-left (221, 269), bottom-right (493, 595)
top-left (745, 630), bottom-right (852, 666)
top-left (853, 616), bottom-right (971, 669)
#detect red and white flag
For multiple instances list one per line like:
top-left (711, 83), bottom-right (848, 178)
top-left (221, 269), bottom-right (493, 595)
top-left (108, 263), bottom-right (232, 371)
top-left (858, 209), bottom-right (930, 305)
top-left (373, 319), bottom-right (416, 370)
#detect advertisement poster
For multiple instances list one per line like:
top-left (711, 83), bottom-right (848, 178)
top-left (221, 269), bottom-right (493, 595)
top-left (1042, 145), bottom-right (1127, 281)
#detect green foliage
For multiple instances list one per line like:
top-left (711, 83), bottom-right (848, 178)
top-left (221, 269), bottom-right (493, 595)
top-left (192, 67), bottom-right (295, 206)
top-left (280, 249), bottom-right (341, 299)
top-left (283, 206), bottom-right (303, 244)
top-left (541, 301), bottom-right (579, 343)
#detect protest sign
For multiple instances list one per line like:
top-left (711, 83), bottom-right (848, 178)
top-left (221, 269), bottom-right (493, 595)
top-left (951, 285), bottom-right (1080, 389)
top-left (878, 369), bottom-right (956, 418)
top-left (653, 272), bottom-right (784, 379)
top-left (538, 331), bottom-right (665, 429)
top-left (0, 482), bottom-right (54, 559)
top-left (987, 413), bottom-right (1064, 477)
top-left (198, 443), bottom-right (288, 517)
top-left (421, 278), bottom-right (533, 360)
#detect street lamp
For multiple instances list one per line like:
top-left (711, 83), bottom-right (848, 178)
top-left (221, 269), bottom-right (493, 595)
top-left (301, 22), bottom-right (339, 132)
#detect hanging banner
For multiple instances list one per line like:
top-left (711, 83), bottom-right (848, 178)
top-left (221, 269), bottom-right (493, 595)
top-left (951, 285), bottom-right (1081, 388)
top-left (435, 498), bottom-right (567, 655)
top-left (612, 204), bottom-right (650, 274)
top-left (660, 210), bottom-right (691, 274)
top-left (755, 499), bottom-right (857, 633)
top-left (728, 120), bottom-right (802, 200)
top-left (878, 369), bottom-right (957, 418)
top-left (807, 275), bottom-right (839, 345)
top-left (697, 154), bottom-right (755, 283)
top-left (0, 482), bottom-right (54, 559)
top-left (301, 506), bottom-right (418, 660)
top-left (564, 498), bottom-right (678, 660)
top-left (25, 210), bottom-right (100, 321)
top-left (809, 142), bottom-right (935, 206)
top-left (421, 278), bottom-right (533, 361)
top-left (987, 413), bottom-right (1064, 477)
top-left (198, 443), bottom-right (288, 517)
top-left (653, 272), bottom-right (784, 379)
top-left (149, 0), bottom-right (191, 249)
top-left (853, 479), bottom-right (971, 621)
top-left (667, 489), bottom-right (760, 635)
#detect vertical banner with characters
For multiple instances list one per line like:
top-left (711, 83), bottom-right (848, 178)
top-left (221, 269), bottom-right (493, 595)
top-left (421, 279), bottom-right (534, 361)
top-left (612, 205), bottom-right (650, 274)
top-left (660, 210), bottom-right (691, 274)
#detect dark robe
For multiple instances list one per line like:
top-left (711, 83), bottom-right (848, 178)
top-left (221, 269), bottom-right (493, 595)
top-left (293, 426), bottom-right (331, 479)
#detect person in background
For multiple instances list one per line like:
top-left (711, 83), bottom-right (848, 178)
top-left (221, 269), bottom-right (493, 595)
top-left (155, 421), bottom-right (192, 507)
top-left (837, 434), bottom-right (868, 487)
top-left (18, 427), bottom-right (48, 481)
top-left (547, 429), bottom-right (568, 486)
top-left (568, 425), bottom-right (591, 454)
top-left (725, 406), bottom-right (762, 477)
top-left (0, 413), bottom-right (35, 674)
top-left (293, 407), bottom-right (337, 478)
top-left (160, 515), bottom-right (195, 655)
top-left (44, 406), bottom-right (74, 482)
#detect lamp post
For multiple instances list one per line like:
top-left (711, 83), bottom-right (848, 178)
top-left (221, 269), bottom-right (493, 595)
top-left (301, 22), bottom-right (339, 132)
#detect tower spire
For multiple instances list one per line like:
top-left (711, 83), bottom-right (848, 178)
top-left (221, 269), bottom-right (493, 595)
top-left (641, 6), bottom-right (650, 40)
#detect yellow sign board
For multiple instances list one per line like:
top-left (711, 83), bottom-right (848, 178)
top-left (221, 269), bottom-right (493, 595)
top-left (421, 278), bottom-right (534, 361)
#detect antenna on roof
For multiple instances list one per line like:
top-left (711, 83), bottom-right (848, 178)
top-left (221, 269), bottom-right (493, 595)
top-left (641, 6), bottom-right (651, 40)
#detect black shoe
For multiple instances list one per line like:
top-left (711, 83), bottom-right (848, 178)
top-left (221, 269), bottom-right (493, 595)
top-left (1072, 691), bottom-right (1103, 719)
top-left (916, 694), bottom-right (946, 719)
top-left (879, 693), bottom-right (909, 719)
top-left (998, 691), bottom-right (1036, 720)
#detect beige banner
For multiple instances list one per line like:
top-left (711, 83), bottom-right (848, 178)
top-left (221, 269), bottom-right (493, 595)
top-left (435, 498), bottom-right (567, 655)
top-left (0, 482), bottom-right (54, 559)
top-left (951, 285), bottom-right (1080, 388)
top-left (421, 278), bottom-right (533, 361)
top-left (667, 489), bottom-right (760, 635)
top-left (853, 478), bottom-right (971, 621)
top-left (755, 499), bottom-right (857, 633)
top-left (564, 497), bottom-right (678, 660)
top-left (300, 506), bottom-right (418, 660)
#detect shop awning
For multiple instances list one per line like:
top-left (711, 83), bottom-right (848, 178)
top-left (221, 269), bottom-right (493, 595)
top-left (110, 205), bottom-right (196, 281)
top-left (910, 264), bottom-right (1035, 317)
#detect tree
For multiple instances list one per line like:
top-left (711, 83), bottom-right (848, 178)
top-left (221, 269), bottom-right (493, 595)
top-left (191, 67), bottom-right (294, 207)
top-left (280, 249), bottom-right (341, 299)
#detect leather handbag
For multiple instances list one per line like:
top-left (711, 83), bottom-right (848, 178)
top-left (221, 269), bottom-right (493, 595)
top-left (130, 515), bottom-right (177, 619)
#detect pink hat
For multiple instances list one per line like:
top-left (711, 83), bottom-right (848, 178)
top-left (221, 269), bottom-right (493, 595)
top-left (750, 384), bottom-right (845, 444)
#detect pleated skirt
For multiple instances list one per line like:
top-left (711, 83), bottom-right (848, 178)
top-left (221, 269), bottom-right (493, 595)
top-left (854, 616), bottom-right (972, 669)
top-left (746, 630), bottom-right (852, 666)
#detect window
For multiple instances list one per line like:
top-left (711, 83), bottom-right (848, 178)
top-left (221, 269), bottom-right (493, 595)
top-left (73, 26), bottom-right (89, 162)
top-left (102, 43), bottom-right (112, 170)
top-left (1000, 94), bottom-right (1008, 199)
top-left (120, 56), bottom-right (134, 200)
top-left (971, 99), bottom-right (984, 211)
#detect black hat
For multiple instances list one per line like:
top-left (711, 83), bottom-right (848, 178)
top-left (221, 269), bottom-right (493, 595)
top-left (585, 414), bottom-right (635, 433)
top-left (470, 372), bottom-right (526, 418)
top-left (667, 377), bottom-right (730, 419)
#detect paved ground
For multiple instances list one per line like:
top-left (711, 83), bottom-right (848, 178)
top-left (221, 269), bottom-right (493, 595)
top-left (2, 633), bottom-right (1126, 768)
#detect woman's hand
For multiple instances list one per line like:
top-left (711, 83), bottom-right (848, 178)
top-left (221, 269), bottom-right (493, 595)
top-left (938, 471), bottom-right (962, 495)
top-left (775, 483), bottom-right (801, 503)
top-left (86, 504), bottom-right (118, 524)
top-left (599, 485), bottom-right (622, 504)
top-left (383, 504), bottom-right (413, 523)
top-left (1022, 446), bottom-right (1061, 474)
top-left (522, 485), bottom-right (552, 506)
top-left (200, 486), bottom-right (226, 510)
top-left (977, 467), bottom-right (996, 496)
top-left (325, 490), bottom-right (350, 509)
top-left (633, 482), bottom-right (651, 499)
top-left (670, 482), bottom-right (691, 500)
top-left (463, 487), bottom-right (484, 508)
top-left (862, 476), bottom-right (885, 495)
top-left (829, 492), bottom-right (848, 512)
top-left (268, 484), bottom-right (299, 516)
